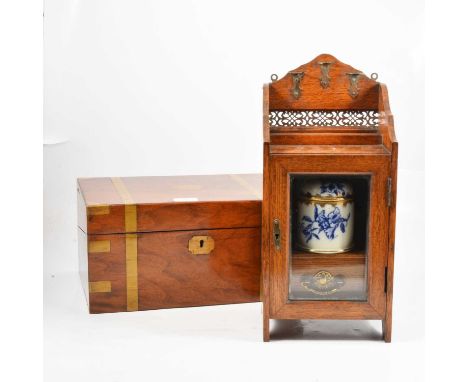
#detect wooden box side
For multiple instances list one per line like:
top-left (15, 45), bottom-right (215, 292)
top-left (86, 227), bottom-right (261, 313)
top-left (138, 227), bottom-right (261, 310)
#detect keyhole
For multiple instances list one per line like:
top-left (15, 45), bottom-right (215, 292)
top-left (199, 239), bottom-right (204, 248)
top-left (275, 233), bottom-right (279, 243)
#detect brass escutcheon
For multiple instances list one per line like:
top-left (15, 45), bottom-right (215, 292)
top-left (188, 235), bottom-right (215, 255)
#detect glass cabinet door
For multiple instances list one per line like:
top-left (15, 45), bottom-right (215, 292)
top-left (288, 174), bottom-right (370, 301)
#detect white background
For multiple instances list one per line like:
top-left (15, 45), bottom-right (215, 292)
top-left (42, 1), bottom-right (425, 381)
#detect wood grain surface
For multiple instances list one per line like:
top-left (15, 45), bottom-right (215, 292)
top-left (84, 228), bottom-right (261, 313)
top-left (79, 174), bottom-right (262, 206)
top-left (270, 132), bottom-right (382, 146)
top-left (78, 174), bottom-right (262, 234)
top-left (268, 54), bottom-right (379, 110)
top-left (138, 228), bottom-right (260, 310)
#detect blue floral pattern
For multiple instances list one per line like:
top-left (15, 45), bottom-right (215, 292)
top-left (319, 182), bottom-right (350, 197)
top-left (301, 205), bottom-right (351, 242)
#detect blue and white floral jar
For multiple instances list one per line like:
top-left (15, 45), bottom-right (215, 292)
top-left (297, 180), bottom-right (354, 253)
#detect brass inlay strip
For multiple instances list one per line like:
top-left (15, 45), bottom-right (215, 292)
top-left (125, 233), bottom-right (138, 311)
top-left (229, 174), bottom-right (262, 199)
top-left (125, 204), bottom-right (137, 233)
top-left (111, 177), bottom-right (134, 204)
top-left (89, 240), bottom-right (111, 253)
top-left (110, 177), bottom-right (139, 311)
top-left (88, 205), bottom-right (110, 215)
top-left (89, 281), bottom-right (112, 293)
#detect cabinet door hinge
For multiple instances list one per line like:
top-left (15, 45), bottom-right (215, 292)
top-left (384, 266), bottom-right (388, 293)
top-left (386, 177), bottom-right (392, 207)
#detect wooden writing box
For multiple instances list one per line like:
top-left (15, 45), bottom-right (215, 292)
top-left (77, 174), bottom-right (262, 313)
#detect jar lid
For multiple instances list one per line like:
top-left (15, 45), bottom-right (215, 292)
top-left (300, 180), bottom-right (353, 204)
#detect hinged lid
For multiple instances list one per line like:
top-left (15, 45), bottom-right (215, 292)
top-left (78, 174), bottom-right (262, 234)
top-left (299, 180), bottom-right (354, 206)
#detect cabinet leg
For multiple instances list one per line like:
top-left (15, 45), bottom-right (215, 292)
top-left (263, 314), bottom-right (270, 342)
top-left (382, 319), bottom-right (392, 343)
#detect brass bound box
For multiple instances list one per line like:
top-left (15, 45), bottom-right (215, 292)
top-left (77, 174), bottom-right (262, 313)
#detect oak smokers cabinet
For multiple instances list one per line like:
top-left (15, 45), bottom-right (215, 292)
top-left (262, 54), bottom-right (397, 342)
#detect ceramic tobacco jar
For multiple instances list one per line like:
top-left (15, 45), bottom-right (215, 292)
top-left (297, 180), bottom-right (354, 253)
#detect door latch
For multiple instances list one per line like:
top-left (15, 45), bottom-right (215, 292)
top-left (273, 218), bottom-right (281, 250)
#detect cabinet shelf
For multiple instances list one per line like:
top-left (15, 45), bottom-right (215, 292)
top-left (291, 249), bottom-right (366, 259)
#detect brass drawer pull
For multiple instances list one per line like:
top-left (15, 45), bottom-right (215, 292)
top-left (188, 235), bottom-right (215, 255)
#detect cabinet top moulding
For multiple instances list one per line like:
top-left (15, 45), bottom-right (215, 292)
top-left (263, 53), bottom-right (396, 151)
